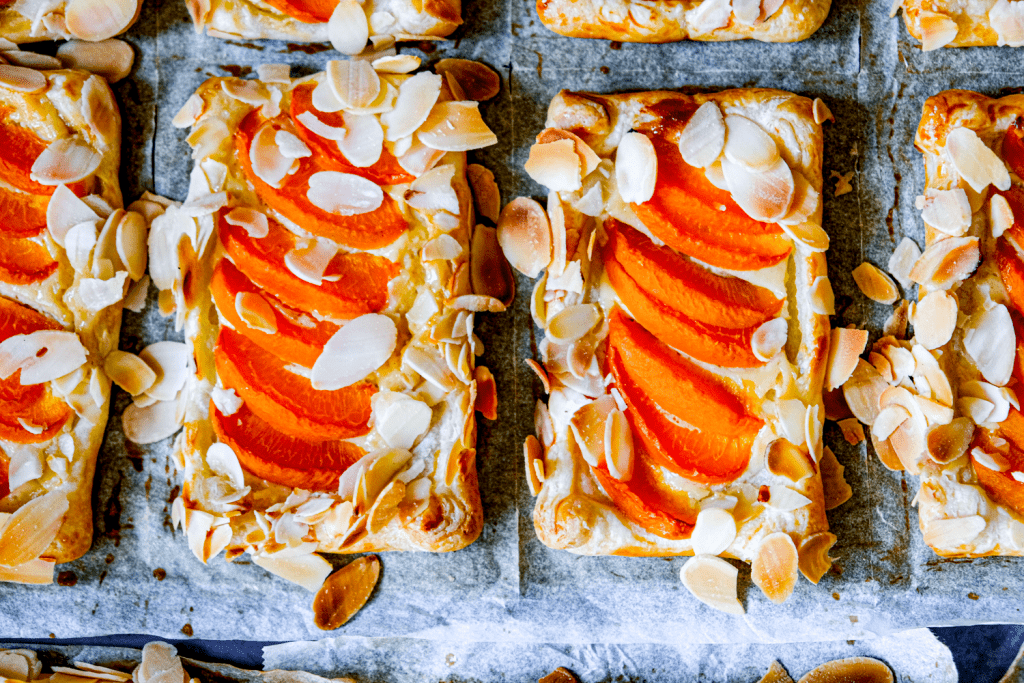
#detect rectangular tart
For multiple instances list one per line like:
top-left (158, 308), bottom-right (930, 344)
top-left (147, 59), bottom-right (500, 590)
top-left (0, 0), bottom-right (141, 43)
top-left (896, 0), bottom-right (1024, 50)
top-left (536, 0), bottom-right (831, 43)
top-left (0, 66), bottom-right (149, 583)
top-left (511, 88), bottom-right (838, 611)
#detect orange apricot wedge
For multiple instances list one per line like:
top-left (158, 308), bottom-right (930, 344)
top-left (631, 137), bottom-right (792, 271)
top-left (604, 219), bottom-right (783, 329)
top-left (0, 453), bottom-right (8, 500)
top-left (211, 258), bottom-right (339, 368)
top-left (235, 109), bottom-right (409, 250)
top-left (606, 308), bottom-right (763, 438)
top-left (0, 392), bottom-right (72, 444)
top-left (972, 426), bottom-right (1024, 518)
top-left (604, 250), bottom-right (763, 369)
top-left (215, 327), bottom-right (374, 441)
top-left (1003, 117), bottom-right (1024, 180)
top-left (0, 236), bottom-right (58, 285)
top-left (0, 185), bottom-right (49, 239)
top-left (591, 459), bottom-right (695, 540)
top-left (218, 211), bottom-right (398, 320)
top-left (289, 83), bottom-right (415, 186)
top-left (998, 237), bottom-right (1024, 317)
top-left (212, 402), bottom-right (365, 492)
top-left (0, 113), bottom-right (61, 196)
top-left (260, 0), bottom-right (336, 22)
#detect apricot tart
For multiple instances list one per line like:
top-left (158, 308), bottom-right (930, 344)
top-left (895, 0), bottom-right (1024, 50)
top-left (536, 0), bottom-right (830, 43)
top-left (839, 91), bottom-right (1024, 558)
top-left (146, 59), bottom-right (500, 591)
top-left (0, 0), bottom-right (142, 43)
top-left (509, 89), bottom-right (840, 612)
top-left (185, 0), bottom-right (461, 54)
top-left (0, 66), bottom-right (156, 583)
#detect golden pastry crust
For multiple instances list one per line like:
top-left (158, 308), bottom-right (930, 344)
top-left (0, 69), bottom-right (132, 570)
top-left (900, 0), bottom-right (1015, 49)
top-left (0, 1), bottom-right (143, 43)
top-left (911, 90), bottom-right (1024, 558)
top-left (527, 89), bottom-right (832, 561)
top-left (154, 65), bottom-right (495, 579)
top-left (536, 0), bottom-right (830, 43)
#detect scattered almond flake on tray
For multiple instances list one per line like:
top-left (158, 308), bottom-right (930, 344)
top-left (829, 170), bottom-right (854, 196)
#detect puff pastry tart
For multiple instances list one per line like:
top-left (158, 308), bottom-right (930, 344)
top-left (0, 66), bottom-right (154, 583)
top-left (842, 91), bottom-right (1024, 557)
top-left (896, 0), bottom-right (1024, 50)
top-left (507, 88), bottom-right (841, 611)
top-left (0, 0), bottom-right (142, 43)
top-left (536, 0), bottom-right (830, 43)
top-left (145, 59), bottom-right (500, 590)
top-left (186, 0), bottom-right (461, 54)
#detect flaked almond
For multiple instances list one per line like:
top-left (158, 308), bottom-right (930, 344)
top-left (525, 435), bottom-right (544, 496)
top-left (250, 123), bottom-right (295, 188)
top-left (526, 358), bottom-right (551, 394)
top-left (961, 380), bottom-right (1012, 422)
top-left (123, 397), bottom-right (183, 444)
top-left (972, 447), bottom-right (1009, 472)
top-left (945, 127), bottom-right (1010, 193)
top-left (780, 221), bottom-right (829, 252)
top-left (918, 10), bottom-right (959, 50)
top-left (919, 188), bottom-right (972, 236)
top-left (691, 507), bottom-right (737, 556)
top-left (960, 396), bottom-right (995, 423)
top-left (615, 132), bottom-right (657, 204)
top-left (312, 314), bottom-right (396, 390)
top-left (842, 359), bottom-right (887, 425)
top-left (327, 59), bottom-right (380, 109)
top-left (470, 225), bottom-right (515, 307)
top-left (812, 98), bottom-right (834, 125)
top-left (56, 39), bottom-right (134, 82)
top-left (104, 350), bottom-right (156, 396)
top-left (307, 171), bottom-right (384, 215)
top-left (797, 532), bottom-right (836, 584)
top-left (889, 418), bottom-right (926, 474)
top-left (0, 331), bottom-right (88, 385)
top-left (274, 129), bottom-right (311, 159)
top-left (778, 173), bottom-right (821, 226)
top-left (253, 552), bottom-right (333, 593)
top-left (172, 93), bottom-right (204, 128)
top-left (908, 236), bottom-right (979, 290)
top-left (206, 442), bottom-right (245, 490)
top-left (496, 198), bottom-right (551, 278)
top-left (328, 0), bottom-right (370, 54)
top-left (2, 50), bottom-right (61, 69)
top-left (47, 184), bottom-right (101, 247)
top-left (140, 341), bottom-right (189, 401)
top-left (678, 101), bottom-right (725, 168)
top-left (374, 394), bottom-right (432, 450)
top-left (752, 317), bottom-right (788, 362)
top-left (284, 238), bottom-right (337, 286)
top-left (884, 299), bottom-right (910, 339)
top-left (474, 365), bottom-right (498, 420)
top-left (766, 439), bottom-right (815, 482)
top-left (751, 532), bottom-right (799, 604)
top-left (418, 101), bottom-right (497, 152)
top-left (312, 554), bottom-right (380, 629)
top-left (990, 193), bottom-right (1015, 237)
top-left (838, 417), bottom-right (865, 445)
top-left (888, 237), bottom-right (921, 289)
top-left (65, 0), bottom-right (138, 41)
top-left (339, 111), bottom-right (384, 167)
top-left (452, 294), bottom-right (505, 312)
top-left (766, 485), bottom-right (812, 512)
top-left (723, 114), bottom-right (779, 171)
top-left (690, 0), bottom-right (731, 32)
top-left (825, 327), bottom-right (869, 390)
top-left (30, 137), bottom-right (101, 185)
top-left (569, 395), bottom-right (616, 467)
top-left (537, 129), bottom-right (602, 178)
top-left (679, 555), bottom-right (744, 615)
top-left (913, 290), bottom-right (957, 349)
top-left (852, 262), bottom-right (898, 304)
top-left (467, 164), bottom-right (500, 223)
top-left (963, 304), bottom-right (1015, 386)
top-left (381, 72), bottom-right (442, 141)
top-left (225, 207), bottom-right (269, 238)
top-left (604, 408), bottom-right (633, 481)
top-left (798, 657), bottom-right (893, 683)
top-left (923, 515), bottom-right (986, 549)
top-left (547, 304), bottom-right (599, 344)
top-left (434, 59), bottom-right (500, 101)
top-left (733, 0), bottom-right (760, 24)
top-left (722, 156), bottom-right (795, 222)
top-left (705, 161), bottom-right (728, 190)
top-left (820, 445), bottom-right (852, 510)
top-left (0, 65), bottom-right (46, 92)
top-left (115, 210), bottom-right (147, 280)
top-left (525, 138), bottom-right (582, 192)
top-left (403, 345), bottom-right (458, 391)
top-left (372, 54), bottom-right (420, 74)
top-left (0, 490), bottom-right (69, 567)
top-left (422, 234), bottom-right (462, 261)
top-left (808, 275), bottom-right (835, 315)
top-left (235, 292), bottom-right (278, 335)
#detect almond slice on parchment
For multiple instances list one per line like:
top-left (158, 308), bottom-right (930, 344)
top-left (918, 10), bottom-right (959, 51)
top-left (0, 490), bottom-right (69, 567)
top-left (679, 555), bottom-right (744, 615)
top-left (852, 262), bottom-right (899, 304)
top-left (497, 197), bottom-right (552, 278)
top-left (434, 59), bottom-right (501, 101)
top-left (825, 327), bottom-right (868, 390)
top-left (797, 657), bottom-right (894, 683)
top-left (751, 532), bottom-right (799, 604)
top-left (797, 531), bottom-right (837, 584)
top-left (312, 555), bottom-right (380, 630)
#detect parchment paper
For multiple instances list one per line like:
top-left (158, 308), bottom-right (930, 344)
top-left (1, 0), bottom-right (1024, 644)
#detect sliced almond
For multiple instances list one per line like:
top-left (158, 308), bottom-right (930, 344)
top-left (842, 359), bottom-right (887, 425)
top-left (123, 398), bottom-right (183, 444)
top-left (919, 188), bottom-right (972, 236)
top-left (780, 221), bottom-right (829, 252)
top-left (434, 59), bottom-right (500, 101)
top-left (0, 490), bottom-right (69, 567)
top-left (779, 173), bottom-right (821, 226)
top-left (766, 485), bottom-right (812, 512)
top-left (56, 39), bottom-right (134, 82)
top-left (403, 345), bottom-right (458, 392)
top-left (30, 137), bottom-right (101, 185)
top-left (371, 54), bottom-right (420, 74)
top-left (678, 101), bottom-right (725, 168)
top-left (972, 447), bottom-right (1009, 472)
top-left (797, 532), bottom-right (837, 584)
top-left (603, 408), bottom-right (633, 481)
top-left (752, 317), bottom-right (788, 362)
top-left (374, 394), bottom-right (432, 450)
top-left (104, 350), bottom-right (156, 396)
top-left (923, 515), bottom-right (986, 549)
top-left (808, 275), bottom-right (835, 315)
top-left (422, 234), bottom-right (462, 261)
top-left (959, 396), bottom-right (996, 423)
top-left (0, 331), bottom-right (88, 385)
top-left (467, 164), bottom-right (500, 223)
top-left (691, 507), bottom-right (737, 556)
top-left (825, 327), bottom-right (869, 390)
top-left (470, 225), bottom-right (515, 306)
top-left (812, 98), bottom-right (834, 125)
top-left (172, 93), bottom-right (204, 128)
top-left (723, 114), bottom-right (779, 171)
top-left (47, 184), bottom-right (101, 247)
top-left (0, 65), bottom-right (46, 92)
top-left (852, 262), bottom-right (899, 304)
top-left (115, 210), bottom-right (147, 280)
top-left (537, 128), bottom-right (601, 177)
top-left (525, 435), bottom-right (544, 496)
top-left (889, 418), bottom-right (926, 474)
top-left (307, 171), bottom-right (384, 215)
top-left (65, 0), bottom-right (139, 41)
top-left (312, 314), bottom-right (396, 390)
top-left (798, 658), bottom-right (893, 683)
top-left (721, 156), bottom-right (795, 222)
top-left (249, 122), bottom-right (295, 188)
top-left (820, 446), bottom-right (852, 509)
top-left (751, 532), bottom-right (799, 604)
top-left (918, 10), bottom-right (959, 50)
top-left (253, 552), bottom-right (333, 593)
top-left (234, 291), bottom-right (278, 335)
top-left (284, 238), bottom-right (337, 286)
top-left (888, 237), bottom-right (922, 290)
top-left (525, 139), bottom-right (582, 192)
top-left (140, 341), bottom-right (189, 401)
top-left (961, 380), bottom-right (1012, 422)
top-left (312, 555), bottom-right (379, 629)
top-left (381, 72), bottom-right (442, 142)
top-left (912, 290), bottom-right (957, 350)
top-left (990, 0), bottom-right (1024, 46)
top-left (963, 304), bottom-right (1015, 386)
top-left (418, 101), bottom-right (497, 152)
top-left (497, 197), bottom-right (552, 278)
top-left (945, 127), bottom-right (1010, 193)
top-left (908, 236), bottom-right (979, 290)
top-left (224, 207), bottom-right (269, 238)
top-left (990, 193), bottom-right (1015, 237)
top-left (766, 439), bottom-right (815, 482)
top-left (569, 395), bottom-right (616, 467)
top-left (3, 51), bottom-right (65, 70)
top-left (338, 111), bottom-right (384, 167)
top-left (327, 59), bottom-right (380, 109)
top-left (679, 555), bottom-right (744, 615)
top-left (547, 304), bottom-right (599, 344)
top-left (328, 0), bottom-right (370, 54)
top-left (615, 132), bottom-right (657, 204)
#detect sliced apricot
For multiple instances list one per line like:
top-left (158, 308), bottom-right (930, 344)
top-left (215, 327), bottom-right (374, 441)
top-left (0, 391), bottom-right (72, 444)
top-left (1012, 313), bottom-right (1024, 387)
top-left (290, 83), bottom-right (415, 186)
top-left (998, 407), bottom-right (1024, 454)
top-left (211, 259), bottom-right (339, 368)
top-left (972, 428), bottom-right (1024, 517)
top-left (260, 0), bottom-right (336, 22)
top-left (218, 211), bottom-right (398, 320)
top-left (0, 236), bottom-right (58, 285)
top-left (590, 459), bottom-right (695, 540)
top-left (606, 308), bottom-right (763, 437)
top-left (604, 219), bottom-right (783, 329)
top-left (0, 294), bottom-right (63, 340)
top-left (607, 342), bottom-right (754, 484)
top-left (212, 402), bottom-right (365, 492)
top-left (0, 185), bottom-right (49, 239)
top-left (0, 111), bottom-right (62, 196)
top-left (605, 251), bottom-right (762, 368)
top-left (998, 237), bottom-right (1024, 317)
top-left (0, 452), bottom-right (8, 501)
top-left (235, 109), bottom-right (408, 250)
top-left (630, 137), bottom-right (791, 271)
top-left (1003, 117), bottom-right (1024, 180)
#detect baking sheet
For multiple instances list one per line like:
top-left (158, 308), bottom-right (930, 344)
top-left (2, 0), bottom-right (1024, 643)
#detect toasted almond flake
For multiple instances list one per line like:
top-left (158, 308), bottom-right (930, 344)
top-left (918, 10), bottom-right (959, 50)
top-left (312, 555), bottom-right (380, 630)
top-left (422, 234), bottom-right (462, 261)
top-left (403, 345), bottom-right (458, 391)
top-left (884, 299), bottom-right (910, 339)
top-left (452, 294), bottom-right (506, 312)
top-left (677, 101), bottom-right (725, 168)
top-left (766, 485), bottom-right (813, 512)
top-left (796, 532), bottom-right (836, 586)
top-left (751, 532), bottom-right (799, 604)
top-left (812, 98), bottom-right (834, 125)
top-left (525, 435), bottom-right (544, 495)
top-left (140, 341), bottom-right (189, 401)
top-left (751, 317), bottom-right (787, 362)
top-left (271, 129), bottom-right (310, 160)
top-left (307, 171), bottom-right (384, 215)
top-left (257, 63), bottom-right (291, 83)
top-left (679, 555), bottom-right (744, 614)
top-left (851, 262), bottom-right (898, 304)
top-left (547, 304), bottom-right (599, 344)
top-left (842, 359), bottom-right (888, 426)
top-left (972, 447), bottom-right (1009, 472)
top-left (945, 127), bottom-right (1010, 192)
top-left (104, 350), bottom-right (156, 396)
top-left (690, 0), bottom-right (732, 32)
top-left (0, 331), bottom-right (88, 386)
top-left (467, 164), bottom-right (500, 224)
top-left (765, 439), bottom-right (815, 482)
top-left (470, 225), bottom-right (515, 306)
top-left (889, 418), bottom-right (926, 474)
top-left (417, 101), bottom-right (497, 152)
top-left (989, 0), bottom-right (1024, 45)
top-left (0, 65), bottom-right (46, 92)
top-left (381, 72), bottom-right (442, 142)
top-left (48, 188), bottom-right (101, 250)
top-left (525, 139), bottom-right (582, 192)
top-left (56, 39), bottom-right (131, 82)
top-left (732, 0), bottom-right (760, 24)
top-left (777, 399), bottom-right (807, 448)
top-left (313, 314), bottom-right (396, 390)
top-left (919, 188), bottom-right (972, 236)
top-left (923, 515), bottom-right (986, 549)
top-left (115, 210), bottom-right (147, 280)
top-left (569, 395), bottom-right (616, 467)
top-left (172, 93), bottom-right (204, 128)
top-left (284, 238), bottom-right (337, 286)
top-left (691, 507), bottom-right (737, 556)
top-left (205, 442), bottom-right (245, 490)
top-left (0, 490), bottom-right (69, 567)
top-left (723, 115), bottom-right (779, 171)
top-left (721, 155), bottom-right (794, 222)
top-left (912, 290), bottom-right (957, 350)
top-left (963, 304), bottom-right (1015, 386)
top-left (908, 236), bottom-right (979, 290)
top-left (916, 394), bottom-right (955, 425)
top-left (328, 0), bottom-right (370, 54)
top-left (123, 397), bottom-right (183, 444)
top-left (371, 54), bottom-right (420, 74)
top-left (869, 351), bottom-right (895, 381)
top-left (30, 137), bottom-right (101, 185)
top-left (374, 394), bottom-right (432, 449)
top-left (989, 193), bottom-right (1015, 237)
top-left (525, 358), bottom-right (551, 394)
top-left (250, 122), bottom-right (295, 188)
top-left (799, 657), bottom-right (894, 683)
top-left (429, 59), bottom-right (498, 102)
top-left (64, 0), bottom-right (138, 41)
top-left (825, 327), bottom-right (868, 390)
top-left (887, 237), bottom-right (921, 290)
top-left (779, 173), bottom-right (821, 227)
top-left (253, 552), bottom-right (333, 592)
top-left (233, 291), bottom-right (277, 335)
top-left (808, 275), bottom-right (835, 315)
top-left (780, 221), bottom-right (829, 252)
top-left (615, 132), bottom-right (657, 204)
top-left (603, 409), bottom-right (633, 481)
top-left (960, 396), bottom-right (995, 424)
top-left (497, 197), bottom-right (552, 278)
top-left (225, 207), bottom-right (269, 238)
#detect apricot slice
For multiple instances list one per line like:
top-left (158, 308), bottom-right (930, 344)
top-left (0, 294), bottom-right (62, 340)
top-left (218, 211), bottom-right (398, 320)
top-left (235, 110), bottom-right (408, 250)
top-left (631, 137), bottom-right (791, 271)
top-left (290, 84), bottom-right (415, 186)
top-left (211, 259), bottom-right (339, 368)
top-left (997, 237), bottom-right (1024, 317)
top-left (0, 453), bottom-right (8, 501)
top-left (605, 252), bottom-right (763, 368)
top-left (212, 402), bottom-right (365, 492)
top-left (261, 0), bottom-right (336, 22)
top-left (1003, 117), bottom-right (1024, 180)
top-left (0, 235), bottom-right (58, 285)
top-left (972, 430), bottom-right (1024, 518)
top-left (591, 460), bottom-right (695, 540)
top-left (0, 112), bottom-right (62, 196)
top-left (604, 219), bottom-right (783, 329)
top-left (0, 391), bottom-right (72, 444)
top-left (215, 327), bottom-right (374, 441)
top-left (607, 308), bottom-right (763, 437)
top-left (0, 185), bottom-right (49, 239)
